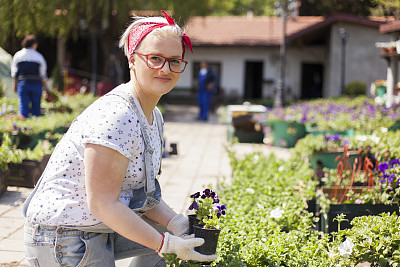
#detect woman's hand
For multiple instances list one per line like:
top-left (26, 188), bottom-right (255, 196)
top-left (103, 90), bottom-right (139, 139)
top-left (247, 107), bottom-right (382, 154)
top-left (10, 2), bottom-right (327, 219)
top-left (167, 214), bottom-right (189, 237)
top-left (159, 232), bottom-right (217, 262)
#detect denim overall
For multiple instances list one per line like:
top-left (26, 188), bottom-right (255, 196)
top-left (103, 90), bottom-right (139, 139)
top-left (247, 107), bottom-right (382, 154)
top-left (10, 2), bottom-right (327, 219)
top-left (23, 89), bottom-right (166, 267)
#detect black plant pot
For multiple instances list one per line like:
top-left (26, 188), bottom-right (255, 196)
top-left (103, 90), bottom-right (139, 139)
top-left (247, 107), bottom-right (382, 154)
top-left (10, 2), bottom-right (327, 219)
top-left (193, 224), bottom-right (221, 256)
top-left (188, 214), bottom-right (200, 235)
top-left (321, 203), bottom-right (399, 233)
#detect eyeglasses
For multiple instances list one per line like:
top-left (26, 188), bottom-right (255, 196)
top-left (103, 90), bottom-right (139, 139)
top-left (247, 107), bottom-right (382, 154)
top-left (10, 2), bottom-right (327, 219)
top-left (133, 52), bottom-right (188, 73)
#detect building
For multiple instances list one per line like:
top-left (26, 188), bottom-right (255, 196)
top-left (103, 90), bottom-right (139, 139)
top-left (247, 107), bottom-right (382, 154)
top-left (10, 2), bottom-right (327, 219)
top-left (173, 13), bottom-right (395, 102)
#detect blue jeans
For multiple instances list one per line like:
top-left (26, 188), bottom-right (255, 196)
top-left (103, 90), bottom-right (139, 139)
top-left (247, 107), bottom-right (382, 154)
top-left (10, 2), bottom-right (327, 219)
top-left (197, 91), bottom-right (212, 120)
top-left (17, 81), bottom-right (42, 118)
top-left (24, 220), bottom-right (166, 267)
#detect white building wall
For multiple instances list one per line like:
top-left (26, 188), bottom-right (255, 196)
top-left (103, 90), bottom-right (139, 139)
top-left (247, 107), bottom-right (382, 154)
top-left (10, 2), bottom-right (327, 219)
top-left (327, 23), bottom-right (393, 97)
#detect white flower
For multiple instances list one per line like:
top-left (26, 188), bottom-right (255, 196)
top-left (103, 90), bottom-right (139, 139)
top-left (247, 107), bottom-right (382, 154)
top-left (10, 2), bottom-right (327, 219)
top-left (261, 237), bottom-right (267, 242)
top-left (380, 127), bottom-right (388, 133)
top-left (246, 188), bottom-right (255, 194)
top-left (338, 238), bottom-right (354, 256)
top-left (270, 208), bottom-right (284, 219)
top-left (278, 166), bottom-right (284, 172)
top-left (253, 154), bottom-right (259, 162)
top-left (257, 203), bottom-right (264, 209)
top-left (327, 251), bottom-right (337, 258)
top-left (370, 135), bottom-right (380, 144)
top-left (355, 135), bottom-right (367, 142)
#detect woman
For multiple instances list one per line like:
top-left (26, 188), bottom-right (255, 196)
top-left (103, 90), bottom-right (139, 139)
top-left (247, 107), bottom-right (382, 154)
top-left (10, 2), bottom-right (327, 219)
top-left (23, 11), bottom-right (217, 266)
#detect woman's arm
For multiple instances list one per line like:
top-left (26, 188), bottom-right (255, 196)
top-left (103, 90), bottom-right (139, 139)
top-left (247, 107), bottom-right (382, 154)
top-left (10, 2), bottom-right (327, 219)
top-left (144, 200), bottom-right (176, 227)
top-left (84, 143), bottom-right (162, 251)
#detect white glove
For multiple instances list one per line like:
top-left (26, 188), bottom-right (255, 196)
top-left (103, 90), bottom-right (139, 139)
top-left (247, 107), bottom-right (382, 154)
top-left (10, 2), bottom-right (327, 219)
top-left (159, 232), bottom-right (217, 262)
top-left (167, 214), bottom-right (189, 237)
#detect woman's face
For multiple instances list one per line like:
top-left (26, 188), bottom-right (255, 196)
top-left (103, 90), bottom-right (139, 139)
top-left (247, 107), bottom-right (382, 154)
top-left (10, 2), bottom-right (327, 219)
top-left (132, 36), bottom-right (183, 97)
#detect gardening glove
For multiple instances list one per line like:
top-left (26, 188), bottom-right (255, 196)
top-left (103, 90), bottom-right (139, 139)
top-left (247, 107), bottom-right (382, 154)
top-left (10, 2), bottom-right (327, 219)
top-left (159, 232), bottom-right (217, 262)
top-left (167, 214), bottom-right (189, 237)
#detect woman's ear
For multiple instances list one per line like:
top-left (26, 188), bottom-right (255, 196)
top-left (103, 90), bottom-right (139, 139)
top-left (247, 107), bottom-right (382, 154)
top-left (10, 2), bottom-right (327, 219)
top-left (128, 56), bottom-right (135, 69)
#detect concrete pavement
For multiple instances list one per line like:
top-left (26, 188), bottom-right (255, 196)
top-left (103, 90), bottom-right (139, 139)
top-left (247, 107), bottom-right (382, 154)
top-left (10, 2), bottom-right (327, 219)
top-left (0, 104), bottom-right (291, 266)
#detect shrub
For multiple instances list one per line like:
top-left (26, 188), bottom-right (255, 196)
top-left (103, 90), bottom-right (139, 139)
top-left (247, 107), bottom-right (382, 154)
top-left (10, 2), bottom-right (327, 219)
top-left (345, 81), bottom-right (367, 96)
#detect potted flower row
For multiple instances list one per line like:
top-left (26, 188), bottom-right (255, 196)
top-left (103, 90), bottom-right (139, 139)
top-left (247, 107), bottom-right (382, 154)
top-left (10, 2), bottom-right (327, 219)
top-left (318, 156), bottom-right (400, 233)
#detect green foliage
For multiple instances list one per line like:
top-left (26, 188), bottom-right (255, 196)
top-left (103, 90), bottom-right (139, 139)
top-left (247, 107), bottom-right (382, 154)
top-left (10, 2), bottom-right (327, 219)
top-left (370, 0), bottom-right (400, 19)
top-left (292, 133), bottom-right (360, 159)
top-left (342, 213), bottom-right (400, 266)
top-left (0, 93), bottom-right (97, 164)
top-left (300, 0), bottom-right (376, 17)
top-left (213, 150), bottom-right (400, 266)
top-left (345, 81), bottom-right (367, 97)
top-left (0, 133), bottom-right (23, 171)
top-left (213, 152), bottom-right (327, 266)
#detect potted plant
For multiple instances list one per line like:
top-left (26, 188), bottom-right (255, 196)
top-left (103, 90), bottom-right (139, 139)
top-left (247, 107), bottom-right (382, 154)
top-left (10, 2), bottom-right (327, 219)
top-left (188, 188), bottom-right (227, 255)
top-left (253, 108), bottom-right (307, 148)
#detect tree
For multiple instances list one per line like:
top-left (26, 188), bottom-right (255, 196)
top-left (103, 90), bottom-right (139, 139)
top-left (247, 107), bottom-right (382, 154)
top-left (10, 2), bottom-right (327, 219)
top-left (0, 0), bottom-right (239, 81)
top-left (299, 0), bottom-right (376, 17)
top-left (370, 0), bottom-right (400, 19)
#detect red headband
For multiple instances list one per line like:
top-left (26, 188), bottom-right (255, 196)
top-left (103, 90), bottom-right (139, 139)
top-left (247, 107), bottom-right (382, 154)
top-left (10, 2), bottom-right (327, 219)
top-left (127, 10), bottom-right (193, 60)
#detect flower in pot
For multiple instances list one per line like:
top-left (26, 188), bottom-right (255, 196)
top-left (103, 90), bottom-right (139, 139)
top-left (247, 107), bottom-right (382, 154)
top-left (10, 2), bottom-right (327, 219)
top-left (188, 188), bottom-right (227, 256)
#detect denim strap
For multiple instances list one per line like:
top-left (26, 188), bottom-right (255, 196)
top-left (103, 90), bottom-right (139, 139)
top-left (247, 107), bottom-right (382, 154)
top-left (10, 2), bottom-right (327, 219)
top-left (107, 90), bottom-right (163, 195)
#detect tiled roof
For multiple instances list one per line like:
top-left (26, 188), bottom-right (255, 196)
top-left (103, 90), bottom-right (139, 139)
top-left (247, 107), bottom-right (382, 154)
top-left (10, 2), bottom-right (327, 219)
top-left (380, 20), bottom-right (400, 33)
top-left (184, 13), bottom-right (390, 47)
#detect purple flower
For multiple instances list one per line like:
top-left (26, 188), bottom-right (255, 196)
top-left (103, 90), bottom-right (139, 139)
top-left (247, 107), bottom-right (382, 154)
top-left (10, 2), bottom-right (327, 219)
top-left (190, 192), bottom-right (200, 199)
top-left (213, 204), bottom-right (227, 218)
top-left (189, 201), bottom-right (198, 210)
top-left (390, 158), bottom-right (400, 166)
top-left (378, 163), bottom-right (389, 172)
top-left (203, 189), bottom-right (211, 197)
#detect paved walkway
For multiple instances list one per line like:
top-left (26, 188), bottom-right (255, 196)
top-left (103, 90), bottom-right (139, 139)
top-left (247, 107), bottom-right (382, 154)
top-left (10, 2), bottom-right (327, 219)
top-left (0, 104), bottom-right (291, 266)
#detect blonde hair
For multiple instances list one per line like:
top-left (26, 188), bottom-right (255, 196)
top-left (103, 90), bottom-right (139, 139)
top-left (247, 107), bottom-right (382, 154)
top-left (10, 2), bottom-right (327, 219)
top-left (119, 15), bottom-right (184, 59)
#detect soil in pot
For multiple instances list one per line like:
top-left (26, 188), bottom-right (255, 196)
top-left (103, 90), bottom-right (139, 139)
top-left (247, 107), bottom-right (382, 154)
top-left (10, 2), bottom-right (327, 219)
top-left (193, 224), bottom-right (221, 256)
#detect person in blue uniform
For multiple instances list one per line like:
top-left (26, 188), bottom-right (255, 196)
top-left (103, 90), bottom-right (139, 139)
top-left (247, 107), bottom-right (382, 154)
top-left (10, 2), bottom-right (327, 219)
top-left (197, 61), bottom-right (218, 121)
top-left (11, 34), bottom-right (47, 118)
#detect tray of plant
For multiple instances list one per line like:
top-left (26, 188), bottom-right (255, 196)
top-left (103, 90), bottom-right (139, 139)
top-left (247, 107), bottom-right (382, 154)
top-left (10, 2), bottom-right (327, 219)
top-left (319, 149), bottom-right (400, 233)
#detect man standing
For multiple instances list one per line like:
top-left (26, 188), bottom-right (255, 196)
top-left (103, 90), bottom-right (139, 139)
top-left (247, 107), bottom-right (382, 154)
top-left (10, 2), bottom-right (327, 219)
top-left (11, 34), bottom-right (47, 118)
top-left (197, 61), bottom-right (218, 121)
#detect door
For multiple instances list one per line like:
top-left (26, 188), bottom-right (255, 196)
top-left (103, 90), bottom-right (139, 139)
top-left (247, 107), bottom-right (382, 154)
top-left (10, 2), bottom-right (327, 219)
top-left (244, 61), bottom-right (263, 99)
top-left (301, 63), bottom-right (323, 99)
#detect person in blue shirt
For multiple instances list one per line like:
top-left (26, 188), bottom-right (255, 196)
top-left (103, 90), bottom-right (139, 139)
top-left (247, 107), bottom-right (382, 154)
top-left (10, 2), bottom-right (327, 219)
top-left (11, 34), bottom-right (47, 118)
top-left (197, 61), bottom-right (218, 121)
